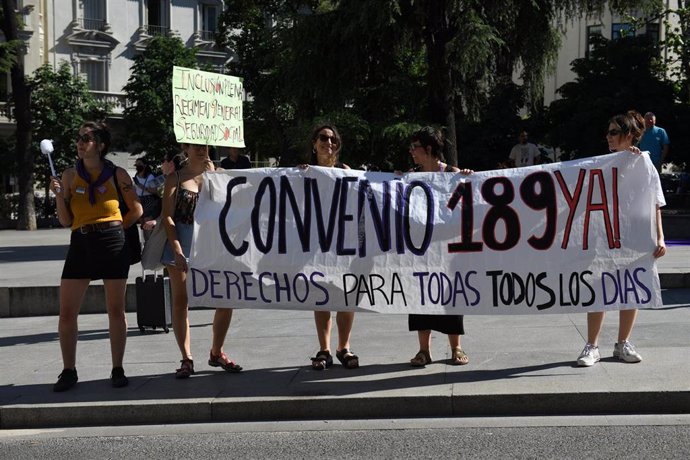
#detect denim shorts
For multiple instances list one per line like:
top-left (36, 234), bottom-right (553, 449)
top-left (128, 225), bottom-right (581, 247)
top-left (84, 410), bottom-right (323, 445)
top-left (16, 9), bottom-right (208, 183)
top-left (161, 221), bottom-right (193, 266)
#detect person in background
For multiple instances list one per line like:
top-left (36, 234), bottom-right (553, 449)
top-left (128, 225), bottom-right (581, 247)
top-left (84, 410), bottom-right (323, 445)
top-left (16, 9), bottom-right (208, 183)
top-left (133, 158), bottom-right (161, 240)
top-left (507, 130), bottom-right (540, 168)
top-left (577, 111), bottom-right (666, 367)
top-left (219, 146), bottom-right (251, 170)
top-left (303, 124), bottom-right (360, 371)
top-left (160, 143), bottom-right (242, 379)
top-left (49, 121), bottom-right (143, 392)
top-left (141, 150), bottom-right (184, 234)
top-left (639, 111), bottom-right (670, 173)
top-left (406, 126), bottom-right (473, 367)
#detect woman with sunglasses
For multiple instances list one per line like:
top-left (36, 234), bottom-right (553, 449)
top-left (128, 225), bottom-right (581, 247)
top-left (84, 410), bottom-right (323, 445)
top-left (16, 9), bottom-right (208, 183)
top-left (161, 143), bottom-right (242, 379)
top-left (577, 111), bottom-right (667, 366)
top-left (305, 124), bottom-right (360, 370)
top-left (49, 121), bottom-right (143, 392)
top-left (407, 126), bottom-right (473, 367)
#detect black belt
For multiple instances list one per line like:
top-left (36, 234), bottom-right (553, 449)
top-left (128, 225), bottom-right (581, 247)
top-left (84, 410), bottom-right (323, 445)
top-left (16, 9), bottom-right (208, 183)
top-left (75, 221), bottom-right (123, 234)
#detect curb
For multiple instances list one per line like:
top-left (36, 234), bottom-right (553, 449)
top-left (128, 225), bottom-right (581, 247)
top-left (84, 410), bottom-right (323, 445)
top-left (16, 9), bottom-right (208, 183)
top-left (2, 392), bottom-right (689, 429)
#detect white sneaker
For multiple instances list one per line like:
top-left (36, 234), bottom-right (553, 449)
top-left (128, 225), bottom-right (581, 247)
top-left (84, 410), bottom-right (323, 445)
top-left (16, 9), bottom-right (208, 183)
top-left (613, 341), bottom-right (642, 363)
top-left (577, 343), bottom-right (600, 367)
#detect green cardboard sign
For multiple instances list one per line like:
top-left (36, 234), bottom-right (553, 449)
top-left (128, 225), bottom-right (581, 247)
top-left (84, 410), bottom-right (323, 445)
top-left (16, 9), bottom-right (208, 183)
top-left (172, 66), bottom-right (245, 147)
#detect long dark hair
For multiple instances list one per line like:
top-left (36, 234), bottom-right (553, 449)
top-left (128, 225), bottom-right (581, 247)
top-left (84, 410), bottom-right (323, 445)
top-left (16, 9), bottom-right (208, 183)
top-left (309, 123), bottom-right (342, 165)
top-left (609, 111), bottom-right (645, 145)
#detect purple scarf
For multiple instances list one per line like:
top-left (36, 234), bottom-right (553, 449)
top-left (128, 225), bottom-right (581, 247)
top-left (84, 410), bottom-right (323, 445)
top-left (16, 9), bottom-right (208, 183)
top-left (76, 159), bottom-right (115, 205)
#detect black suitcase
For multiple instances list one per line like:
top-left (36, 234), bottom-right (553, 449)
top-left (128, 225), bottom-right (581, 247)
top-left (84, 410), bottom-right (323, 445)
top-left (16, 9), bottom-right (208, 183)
top-left (135, 273), bottom-right (172, 333)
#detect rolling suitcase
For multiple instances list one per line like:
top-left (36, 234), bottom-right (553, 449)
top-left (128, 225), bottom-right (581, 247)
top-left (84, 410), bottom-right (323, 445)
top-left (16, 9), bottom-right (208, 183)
top-left (135, 272), bottom-right (172, 333)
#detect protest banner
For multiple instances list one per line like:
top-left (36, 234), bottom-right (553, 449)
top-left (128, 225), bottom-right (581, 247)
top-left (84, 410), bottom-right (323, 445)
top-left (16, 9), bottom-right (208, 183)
top-left (172, 66), bottom-right (245, 147)
top-left (188, 152), bottom-right (664, 314)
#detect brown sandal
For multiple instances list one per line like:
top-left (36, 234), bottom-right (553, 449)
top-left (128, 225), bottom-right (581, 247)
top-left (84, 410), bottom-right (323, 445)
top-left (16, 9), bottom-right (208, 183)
top-left (410, 350), bottom-right (432, 367)
top-left (451, 347), bottom-right (469, 365)
top-left (175, 358), bottom-right (195, 379)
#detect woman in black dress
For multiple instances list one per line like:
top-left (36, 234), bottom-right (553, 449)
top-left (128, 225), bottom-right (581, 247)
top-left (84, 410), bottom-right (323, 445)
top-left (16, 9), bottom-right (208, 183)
top-left (407, 127), bottom-right (472, 367)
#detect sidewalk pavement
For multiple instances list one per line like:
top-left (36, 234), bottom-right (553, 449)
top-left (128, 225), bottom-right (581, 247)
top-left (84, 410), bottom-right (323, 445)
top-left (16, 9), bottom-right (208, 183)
top-left (1, 228), bottom-right (689, 429)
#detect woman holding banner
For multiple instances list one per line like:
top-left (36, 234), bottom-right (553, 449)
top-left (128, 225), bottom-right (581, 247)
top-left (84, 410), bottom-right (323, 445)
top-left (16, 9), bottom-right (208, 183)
top-left (305, 124), bottom-right (360, 370)
top-left (407, 126), bottom-right (473, 367)
top-left (576, 111), bottom-right (667, 367)
top-left (161, 143), bottom-right (242, 378)
top-left (49, 121), bottom-right (143, 392)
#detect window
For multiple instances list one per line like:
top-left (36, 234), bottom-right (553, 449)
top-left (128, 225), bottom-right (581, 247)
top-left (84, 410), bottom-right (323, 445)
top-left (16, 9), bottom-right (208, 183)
top-left (80, 0), bottom-right (106, 31)
top-left (645, 22), bottom-right (660, 44)
top-left (80, 60), bottom-right (107, 91)
top-left (612, 23), bottom-right (634, 40)
top-left (201, 4), bottom-right (219, 41)
top-left (146, 0), bottom-right (168, 35)
top-left (586, 24), bottom-right (603, 58)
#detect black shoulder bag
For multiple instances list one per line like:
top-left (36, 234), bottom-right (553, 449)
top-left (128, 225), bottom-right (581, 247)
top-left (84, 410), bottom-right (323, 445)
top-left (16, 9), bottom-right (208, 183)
top-left (113, 168), bottom-right (142, 265)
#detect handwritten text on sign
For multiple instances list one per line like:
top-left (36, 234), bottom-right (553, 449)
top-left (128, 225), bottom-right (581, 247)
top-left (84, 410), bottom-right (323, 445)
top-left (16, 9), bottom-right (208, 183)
top-left (189, 153), bottom-right (663, 314)
top-left (172, 66), bottom-right (245, 147)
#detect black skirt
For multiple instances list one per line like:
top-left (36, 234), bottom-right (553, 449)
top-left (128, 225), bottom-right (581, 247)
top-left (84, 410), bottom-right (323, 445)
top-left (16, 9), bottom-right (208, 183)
top-left (62, 225), bottom-right (130, 280)
top-left (408, 314), bottom-right (464, 335)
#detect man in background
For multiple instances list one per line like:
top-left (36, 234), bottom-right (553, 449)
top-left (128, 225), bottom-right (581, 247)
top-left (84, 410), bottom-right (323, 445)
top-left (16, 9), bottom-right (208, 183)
top-left (220, 146), bottom-right (251, 170)
top-left (508, 130), bottom-right (540, 168)
top-left (639, 112), bottom-right (670, 172)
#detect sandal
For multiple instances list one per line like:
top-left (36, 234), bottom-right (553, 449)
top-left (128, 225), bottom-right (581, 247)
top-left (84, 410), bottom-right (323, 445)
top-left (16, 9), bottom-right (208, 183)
top-left (336, 348), bottom-right (359, 369)
top-left (175, 358), bottom-right (195, 379)
top-left (311, 350), bottom-right (333, 370)
top-left (410, 350), bottom-right (432, 367)
top-left (451, 347), bottom-right (469, 365)
top-left (209, 351), bottom-right (243, 373)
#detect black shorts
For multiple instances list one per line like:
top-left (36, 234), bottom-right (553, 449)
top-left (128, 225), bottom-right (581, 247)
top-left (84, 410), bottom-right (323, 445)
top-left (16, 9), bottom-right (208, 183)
top-left (408, 314), bottom-right (464, 335)
top-left (61, 226), bottom-right (130, 280)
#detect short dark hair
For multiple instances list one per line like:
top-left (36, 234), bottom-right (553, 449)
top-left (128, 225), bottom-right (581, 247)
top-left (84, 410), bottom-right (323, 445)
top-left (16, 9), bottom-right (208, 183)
top-left (411, 126), bottom-right (445, 160)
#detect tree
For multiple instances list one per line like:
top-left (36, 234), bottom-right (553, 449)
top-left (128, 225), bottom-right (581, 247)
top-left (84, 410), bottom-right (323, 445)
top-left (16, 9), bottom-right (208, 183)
top-left (123, 36), bottom-right (198, 163)
top-left (1, 0), bottom-right (34, 229)
top-left (29, 63), bottom-right (109, 189)
top-left (545, 34), bottom-right (678, 159)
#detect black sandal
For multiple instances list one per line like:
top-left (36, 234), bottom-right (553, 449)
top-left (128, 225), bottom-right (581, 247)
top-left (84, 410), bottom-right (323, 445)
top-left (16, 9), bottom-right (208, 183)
top-left (311, 350), bottom-right (333, 370)
top-left (336, 348), bottom-right (359, 369)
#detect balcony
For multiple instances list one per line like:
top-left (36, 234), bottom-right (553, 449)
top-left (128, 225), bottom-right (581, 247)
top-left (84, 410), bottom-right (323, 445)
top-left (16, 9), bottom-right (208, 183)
top-left (77, 17), bottom-right (107, 32)
top-left (145, 24), bottom-right (170, 37)
top-left (91, 91), bottom-right (127, 118)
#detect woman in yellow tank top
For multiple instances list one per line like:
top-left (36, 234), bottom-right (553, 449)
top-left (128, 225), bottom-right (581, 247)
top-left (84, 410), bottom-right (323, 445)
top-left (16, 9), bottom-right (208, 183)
top-left (49, 121), bottom-right (142, 392)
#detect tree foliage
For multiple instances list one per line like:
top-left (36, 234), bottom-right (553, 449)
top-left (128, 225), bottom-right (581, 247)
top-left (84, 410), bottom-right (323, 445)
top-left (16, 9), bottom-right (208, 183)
top-left (545, 34), bottom-right (686, 161)
top-left (29, 63), bottom-right (109, 186)
top-left (123, 36), bottom-right (198, 162)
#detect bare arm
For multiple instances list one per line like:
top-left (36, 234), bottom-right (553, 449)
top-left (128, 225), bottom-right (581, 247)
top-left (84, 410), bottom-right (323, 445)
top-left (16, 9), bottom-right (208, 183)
top-left (50, 169), bottom-right (75, 228)
top-left (653, 206), bottom-right (666, 259)
top-left (116, 168), bottom-right (143, 228)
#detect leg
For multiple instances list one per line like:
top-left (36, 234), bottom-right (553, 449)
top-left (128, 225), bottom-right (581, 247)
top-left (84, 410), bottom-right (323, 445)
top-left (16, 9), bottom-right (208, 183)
top-left (211, 308), bottom-right (232, 355)
top-left (58, 279), bottom-right (90, 369)
top-left (103, 279), bottom-right (128, 368)
top-left (410, 330), bottom-right (433, 366)
top-left (208, 308), bottom-right (242, 372)
top-left (618, 309), bottom-right (638, 342)
top-left (314, 310), bottom-right (332, 352)
top-left (448, 334), bottom-right (460, 349)
top-left (167, 266), bottom-right (192, 360)
top-left (586, 311), bottom-right (605, 345)
top-left (335, 311), bottom-right (358, 368)
top-left (448, 334), bottom-right (469, 365)
top-left (335, 311), bottom-right (355, 351)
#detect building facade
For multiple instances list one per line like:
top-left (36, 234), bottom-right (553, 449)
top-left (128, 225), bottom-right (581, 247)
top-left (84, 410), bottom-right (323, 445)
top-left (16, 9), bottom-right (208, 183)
top-left (1, 0), bottom-right (232, 137)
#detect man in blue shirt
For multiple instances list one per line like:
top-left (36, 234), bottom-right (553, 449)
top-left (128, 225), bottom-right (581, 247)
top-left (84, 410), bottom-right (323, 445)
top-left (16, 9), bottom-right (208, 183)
top-left (639, 112), bottom-right (670, 172)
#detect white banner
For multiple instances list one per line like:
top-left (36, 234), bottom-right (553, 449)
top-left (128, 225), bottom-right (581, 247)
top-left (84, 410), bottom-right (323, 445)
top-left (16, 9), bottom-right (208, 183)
top-left (188, 152), bottom-right (663, 314)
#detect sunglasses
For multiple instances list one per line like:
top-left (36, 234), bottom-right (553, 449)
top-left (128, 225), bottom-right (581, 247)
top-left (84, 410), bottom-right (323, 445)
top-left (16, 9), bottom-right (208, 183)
top-left (75, 133), bottom-right (96, 144)
top-left (606, 129), bottom-right (621, 137)
top-left (317, 133), bottom-right (339, 144)
top-left (409, 143), bottom-right (422, 151)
